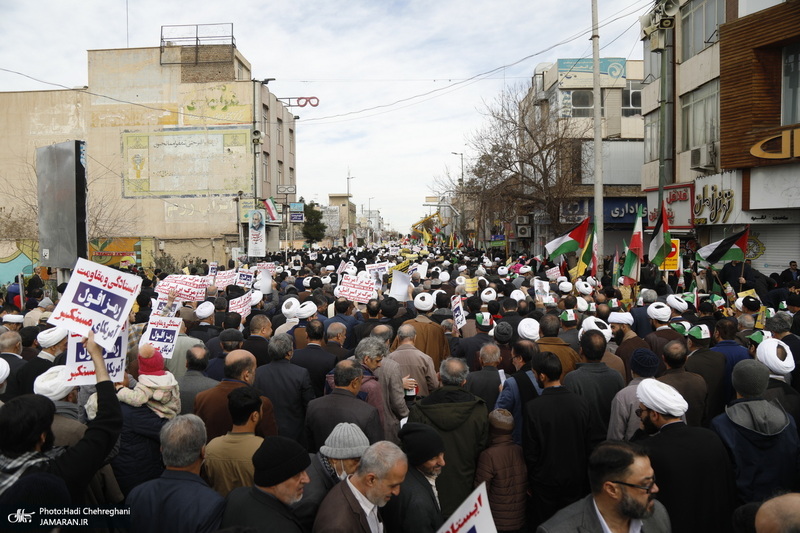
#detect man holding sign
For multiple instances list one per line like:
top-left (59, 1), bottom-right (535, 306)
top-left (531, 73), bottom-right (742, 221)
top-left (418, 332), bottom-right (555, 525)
top-left (0, 332), bottom-right (122, 503)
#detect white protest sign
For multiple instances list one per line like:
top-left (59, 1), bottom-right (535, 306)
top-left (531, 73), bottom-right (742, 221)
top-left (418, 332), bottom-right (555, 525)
top-left (436, 483), bottom-right (496, 533)
top-left (235, 270), bottom-right (254, 288)
top-left (208, 261), bottom-right (218, 276)
top-left (155, 275), bottom-right (209, 302)
top-left (139, 316), bottom-right (183, 359)
top-left (365, 262), bottom-right (390, 290)
top-left (337, 274), bottom-right (376, 304)
top-left (389, 271), bottom-right (412, 302)
top-left (215, 269), bottom-right (237, 290)
top-left (451, 295), bottom-right (467, 329)
top-left (534, 279), bottom-right (551, 299)
top-left (336, 260), bottom-right (347, 275)
top-left (389, 246), bottom-right (400, 256)
top-left (545, 266), bottom-right (561, 281)
top-left (65, 324), bottom-right (128, 386)
top-left (229, 291), bottom-right (252, 319)
top-left (309, 252), bottom-right (318, 261)
top-left (151, 296), bottom-right (180, 318)
top-left (49, 258), bottom-right (141, 351)
top-left (257, 262), bottom-right (277, 275)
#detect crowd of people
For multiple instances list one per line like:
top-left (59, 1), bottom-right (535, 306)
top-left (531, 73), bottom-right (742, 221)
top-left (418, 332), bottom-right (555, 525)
top-left (0, 246), bottom-right (799, 533)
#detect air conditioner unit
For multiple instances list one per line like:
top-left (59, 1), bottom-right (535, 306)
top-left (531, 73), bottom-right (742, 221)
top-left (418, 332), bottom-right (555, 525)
top-left (690, 144), bottom-right (717, 171)
top-left (516, 215), bottom-right (530, 225)
top-left (517, 226), bottom-right (532, 238)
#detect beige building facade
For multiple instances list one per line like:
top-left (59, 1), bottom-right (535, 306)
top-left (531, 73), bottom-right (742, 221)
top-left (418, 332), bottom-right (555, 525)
top-left (0, 28), bottom-right (296, 267)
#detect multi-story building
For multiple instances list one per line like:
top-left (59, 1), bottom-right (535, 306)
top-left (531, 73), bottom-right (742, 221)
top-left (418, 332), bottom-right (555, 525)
top-left (640, 0), bottom-right (800, 271)
top-left (520, 58), bottom-right (646, 256)
top-left (0, 24), bottom-right (296, 273)
top-left (328, 193), bottom-right (356, 244)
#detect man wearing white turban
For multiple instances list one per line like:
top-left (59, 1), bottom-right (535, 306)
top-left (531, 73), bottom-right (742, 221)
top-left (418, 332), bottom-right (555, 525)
top-left (16, 327), bottom-right (69, 395)
top-left (636, 378), bottom-right (736, 533)
top-left (757, 337), bottom-right (800, 425)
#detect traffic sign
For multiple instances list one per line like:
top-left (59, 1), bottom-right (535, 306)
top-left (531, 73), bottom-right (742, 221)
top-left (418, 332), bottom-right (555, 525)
top-left (290, 212), bottom-right (305, 223)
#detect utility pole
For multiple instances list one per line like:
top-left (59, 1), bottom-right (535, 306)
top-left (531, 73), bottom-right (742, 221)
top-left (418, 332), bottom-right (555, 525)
top-left (591, 0), bottom-right (604, 275)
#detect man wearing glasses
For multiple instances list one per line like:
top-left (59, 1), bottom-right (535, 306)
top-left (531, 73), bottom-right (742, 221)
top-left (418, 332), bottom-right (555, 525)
top-left (537, 441), bottom-right (670, 533)
top-left (636, 378), bottom-right (735, 533)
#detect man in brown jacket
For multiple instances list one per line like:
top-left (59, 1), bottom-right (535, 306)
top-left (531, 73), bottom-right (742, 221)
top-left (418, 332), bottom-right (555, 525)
top-left (536, 314), bottom-right (581, 381)
top-left (391, 293), bottom-right (450, 368)
top-left (194, 349), bottom-right (278, 442)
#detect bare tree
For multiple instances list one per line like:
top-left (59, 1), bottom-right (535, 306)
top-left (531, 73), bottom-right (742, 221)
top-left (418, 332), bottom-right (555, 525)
top-left (468, 83), bottom-right (592, 240)
top-left (0, 154), bottom-right (136, 241)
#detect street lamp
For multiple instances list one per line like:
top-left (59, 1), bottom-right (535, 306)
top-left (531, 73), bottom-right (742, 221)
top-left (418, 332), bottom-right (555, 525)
top-left (451, 152), bottom-right (465, 242)
top-left (367, 197), bottom-right (374, 244)
top-left (345, 173), bottom-right (356, 244)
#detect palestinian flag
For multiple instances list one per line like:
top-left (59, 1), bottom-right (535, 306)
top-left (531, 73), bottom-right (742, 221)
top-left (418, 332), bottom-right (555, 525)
top-left (648, 201), bottom-right (672, 267)
top-left (545, 217), bottom-right (591, 258)
top-left (696, 227), bottom-right (750, 264)
top-left (621, 205), bottom-right (644, 285)
top-left (265, 197), bottom-right (279, 221)
top-left (569, 224), bottom-right (595, 280)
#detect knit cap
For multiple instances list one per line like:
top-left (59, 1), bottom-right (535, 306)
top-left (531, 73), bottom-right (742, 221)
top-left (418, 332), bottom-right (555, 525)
top-left (630, 348), bottom-right (660, 378)
top-left (138, 345), bottom-right (166, 376)
top-left (320, 423), bottom-right (370, 459)
top-left (253, 436), bottom-right (311, 487)
top-left (398, 423), bottom-right (445, 467)
top-left (731, 359), bottom-right (770, 398)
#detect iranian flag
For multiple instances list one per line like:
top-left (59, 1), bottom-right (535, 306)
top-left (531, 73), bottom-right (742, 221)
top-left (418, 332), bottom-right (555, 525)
top-left (568, 224), bottom-right (596, 280)
top-left (648, 201), bottom-right (672, 267)
top-left (621, 205), bottom-right (644, 285)
top-left (265, 197), bottom-right (279, 222)
top-left (696, 227), bottom-right (750, 264)
top-left (544, 217), bottom-right (591, 258)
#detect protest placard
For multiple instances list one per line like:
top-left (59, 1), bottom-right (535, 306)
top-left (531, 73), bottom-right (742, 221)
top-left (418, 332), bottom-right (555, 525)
top-left (214, 269), bottom-right (237, 290)
top-left (65, 324), bottom-right (128, 386)
top-left (229, 291), bottom-right (253, 319)
top-left (337, 274), bottom-right (375, 304)
top-left (534, 279), bottom-right (551, 299)
top-left (365, 262), bottom-right (390, 290)
top-left (235, 270), bottom-right (254, 288)
top-left (451, 295), bottom-right (467, 329)
top-left (336, 260), bottom-right (348, 275)
top-left (208, 261), bottom-right (218, 276)
top-left (389, 271), bottom-right (412, 302)
top-left (389, 246), bottom-right (400, 256)
top-left (155, 274), bottom-right (209, 302)
top-left (436, 483), bottom-right (496, 533)
top-left (139, 317), bottom-right (183, 359)
top-left (151, 295), bottom-right (180, 318)
top-left (257, 262), bottom-right (277, 275)
top-left (545, 266), bottom-right (561, 281)
top-left (49, 258), bottom-right (141, 351)
top-left (465, 277), bottom-right (479, 294)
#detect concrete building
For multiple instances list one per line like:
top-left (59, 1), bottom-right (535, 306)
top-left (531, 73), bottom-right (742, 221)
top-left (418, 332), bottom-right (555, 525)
top-left (520, 58), bottom-right (646, 256)
top-left (640, 0), bottom-right (800, 272)
top-left (328, 193), bottom-right (355, 244)
top-left (0, 24), bottom-right (296, 270)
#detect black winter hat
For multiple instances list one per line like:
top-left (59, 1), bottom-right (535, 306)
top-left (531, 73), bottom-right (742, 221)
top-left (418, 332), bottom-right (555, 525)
top-left (398, 423), bottom-right (445, 467)
top-left (252, 436), bottom-right (311, 487)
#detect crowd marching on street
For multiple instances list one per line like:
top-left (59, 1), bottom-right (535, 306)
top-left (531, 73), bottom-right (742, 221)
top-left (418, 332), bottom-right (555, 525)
top-left (0, 242), bottom-right (799, 533)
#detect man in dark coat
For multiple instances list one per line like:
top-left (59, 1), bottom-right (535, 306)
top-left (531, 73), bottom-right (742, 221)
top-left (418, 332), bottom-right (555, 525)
top-left (291, 320), bottom-right (337, 398)
top-left (304, 360), bottom-right (383, 452)
top-left (636, 378), bottom-right (735, 533)
top-left (241, 314), bottom-right (272, 367)
top-left (524, 351), bottom-right (598, 527)
top-left (127, 415), bottom-right (225, 532)
top-left (408, 357), bottom-right (488, 518)
top-left (254, 333), bottom-right (315, 445)
top-left (382, 423), bottom-right (445, 533)
top-left (684, 325), bottom-right (727, 423)
top-left (454, 312), bottom-right (496, 371)
top-left (657, 340), bottom-right (707, 427)
top-left (221, 436), bottom-right (310, 533)
top-left (0, 331), bottom-right (27, 401)
top-left (323, 322), bottom-right (352, 361)
top-left (465, 343), bottom-right (504, 409)
top-left (176, 346), bottom-right (219, 415)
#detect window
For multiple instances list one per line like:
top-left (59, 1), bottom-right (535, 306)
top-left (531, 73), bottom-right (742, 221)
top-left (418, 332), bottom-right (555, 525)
top-left (289, 167), bottom-right (295, 184)
top-left (644, 112), bottom-right (660, 162)
top-left (277, 161), bottom-right (283, 184)
top-left (643, 38), bottom-right (662, 81)
top-left (622, 81), bottom-right (643, 117)
top-left (783, 42), bottom-right (800, 125)
top-left (263, 153), bottom-right (270, 187)
top-left (276, 118), bottom-right (283, 145)
top-left (289, 129), bottom-right (295, 153)
top-left (681, 80), bottom-right (719, 151)
top-left (681, 0), bottom-right (724, 61)
top-left (570, 90), bottom-right (595, 117)
top-left (262, 105), bottom-right (269, 131)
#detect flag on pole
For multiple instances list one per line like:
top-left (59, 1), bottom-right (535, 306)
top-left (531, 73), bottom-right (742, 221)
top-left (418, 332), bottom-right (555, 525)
top-left (544, 217), bottom-right (591, 258)
top-left (612, 245), bottom-right (620, 287)
top-left (265, 197), bottom-right (279, 222)
top-left (422, 227), bottom-right (431, 245)
top-left (568, 224), bottom-right (595, 280)
top-left (695, 227), bottom-right (750, 264)
top-left (457, 235), bottom-right (465, 248)
top-left (347, 231), bottom-right (357, 247)
top-left (621, 205), bottom-right (644, 286)
top-left (648, 201), bottom-right (672, 267)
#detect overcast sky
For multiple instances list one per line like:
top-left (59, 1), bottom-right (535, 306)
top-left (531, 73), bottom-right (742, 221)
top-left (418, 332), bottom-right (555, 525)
top-left (0, 0), bottom-right (648, 233)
